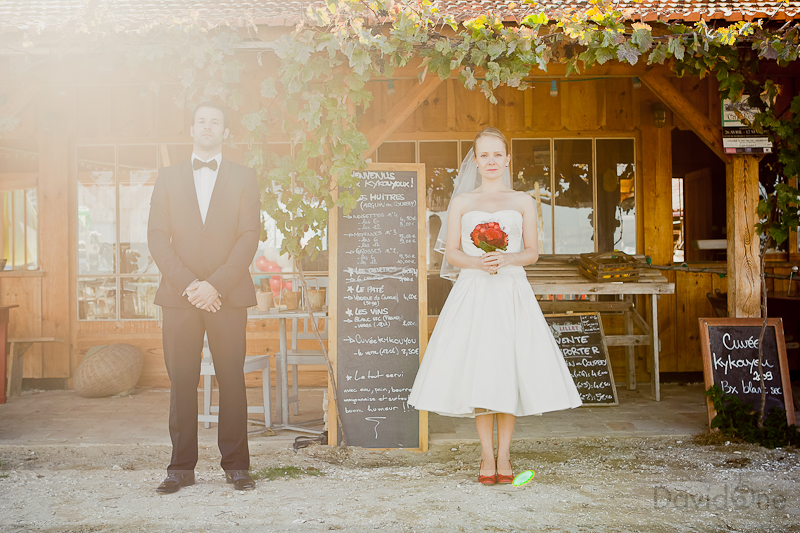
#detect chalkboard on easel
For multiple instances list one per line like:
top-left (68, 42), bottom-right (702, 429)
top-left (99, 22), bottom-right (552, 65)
top-left (699, 317), bottom-right (795, 428)
top-left (328, 163), bottom-right (427, 450)
top-left (545, 313), bottom-right (618, 406)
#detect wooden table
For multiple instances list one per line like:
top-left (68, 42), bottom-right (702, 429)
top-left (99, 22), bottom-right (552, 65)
top-left (248, 308), bottom-right (327, 434)
top-left (527, 257), bottom-right (675, 401)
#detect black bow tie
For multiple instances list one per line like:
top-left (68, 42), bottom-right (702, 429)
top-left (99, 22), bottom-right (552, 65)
top-left (193, 158), bottom-right (218, 171)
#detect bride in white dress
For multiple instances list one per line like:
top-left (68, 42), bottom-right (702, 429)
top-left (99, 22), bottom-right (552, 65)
top-left (408, 127), bottom-right (582, 485)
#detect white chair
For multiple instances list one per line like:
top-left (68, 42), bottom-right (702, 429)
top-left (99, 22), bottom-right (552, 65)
top-left (199, 333), bottom-right (272, 429)
top-left (286, 277), bottom-right (328, 415)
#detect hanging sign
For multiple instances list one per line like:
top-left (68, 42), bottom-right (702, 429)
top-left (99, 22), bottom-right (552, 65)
top-left (721, 98), bottom-right (773, 154)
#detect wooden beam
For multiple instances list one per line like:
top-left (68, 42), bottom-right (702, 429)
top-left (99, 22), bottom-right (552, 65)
top-left (370, 60), bottom-right (673, 81)
top-left (362, 74), bottom-right (445, 158)
top-left (726, 155), bottom-right (761, 318)
top-left (446, 79), bottom-right (456, 131)
top-left (640, 73), bottom-right (729, 163)
top-left (641, 100), bottom-right (673, 265)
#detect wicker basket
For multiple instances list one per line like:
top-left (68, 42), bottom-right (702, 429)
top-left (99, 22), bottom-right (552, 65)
top-left (74, 343), bottom-right (143, 398)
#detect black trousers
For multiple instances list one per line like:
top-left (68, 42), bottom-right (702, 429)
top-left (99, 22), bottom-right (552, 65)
top-left (161, 305), bottom-right (249, 472)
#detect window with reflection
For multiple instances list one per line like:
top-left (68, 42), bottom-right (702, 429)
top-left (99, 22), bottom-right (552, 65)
top-left (596, 139), bottom-right (636, 254)
top-left (0, 142), bottom-right (39, 271)
top-left (511, 138), bottom-right (636, 255)
top-left (119, 145), bottom-right (159, 274)
top-left (373, 137), bottom-right (637, 315)
top-left (420, 142), bottom-right (461, 315)
top-left (419, 141), bottom-right (459, 213)
top-left (78, 145), bottom-right (159, 320)
top-left (511, 139), bottom-right (552, 254)
top-left (1, 188), bottom-right (38, 271)
top-left (553, 139), bottom-right (594, 254)
top-left (77, 142), bottom-right (336, 319)
top-left (77, 146), bottom-right (116, 276)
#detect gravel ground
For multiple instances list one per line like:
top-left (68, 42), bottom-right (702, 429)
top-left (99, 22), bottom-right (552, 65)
top-left (1, 436), bottom-right (798, 532)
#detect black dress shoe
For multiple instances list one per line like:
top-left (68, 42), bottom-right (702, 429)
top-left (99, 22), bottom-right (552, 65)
top-left (225, 470), bottom-right (256, 491)
top-left (156, 472), bottom-right (195, 494)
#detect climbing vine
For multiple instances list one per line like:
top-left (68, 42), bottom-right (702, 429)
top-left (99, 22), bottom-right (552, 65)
top-left (0, 0), bottom-right (799, 260)
top-left (241, 0), bottom-right (800, 260)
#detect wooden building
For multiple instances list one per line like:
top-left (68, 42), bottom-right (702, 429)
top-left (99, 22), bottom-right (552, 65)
top-left (0, 1), bottom-right (798, 396)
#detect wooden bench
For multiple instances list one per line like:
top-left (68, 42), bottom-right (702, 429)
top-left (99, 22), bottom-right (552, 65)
top-left (6, 337), bottom-right (65, 398)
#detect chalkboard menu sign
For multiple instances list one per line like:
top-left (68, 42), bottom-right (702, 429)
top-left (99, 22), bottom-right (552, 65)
top-left (329, 164), bottom-right (427, 450)
top-left (699, 318), bottom-right (795, 427)
top-left (545, 313), bottom-right (618, 406)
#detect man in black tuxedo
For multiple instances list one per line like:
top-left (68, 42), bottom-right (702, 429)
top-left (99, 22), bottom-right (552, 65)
top-left (148, 101), bottom-right (260, 493)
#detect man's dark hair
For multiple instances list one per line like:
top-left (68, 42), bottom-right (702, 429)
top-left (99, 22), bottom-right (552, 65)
top-left (192, 101), bottom-right (230, 129)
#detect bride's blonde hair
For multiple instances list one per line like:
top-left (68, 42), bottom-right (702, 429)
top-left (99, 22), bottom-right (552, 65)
top-left (473, 127), bottom-right (508, 154)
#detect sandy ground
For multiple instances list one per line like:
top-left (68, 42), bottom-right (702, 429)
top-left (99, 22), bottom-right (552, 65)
top-left (1, 436), bottom-right (798, 533)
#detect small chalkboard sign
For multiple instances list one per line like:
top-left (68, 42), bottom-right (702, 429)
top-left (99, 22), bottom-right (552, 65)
top-left (329, 163), bottom-right (427, 450)
top-left (699, 318), bottom-right (795, 427)
top-left (545, 313), bottom-right (618, 406)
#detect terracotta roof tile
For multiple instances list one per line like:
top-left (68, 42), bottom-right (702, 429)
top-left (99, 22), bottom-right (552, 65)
top-left (0, 0), bottom-right (797, 31)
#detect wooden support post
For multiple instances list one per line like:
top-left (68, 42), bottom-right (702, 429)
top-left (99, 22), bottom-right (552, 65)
top-left (640, 101), bottom-right (673, 265)
top-left (726, 155), bottom-right (761, 318)
top-left (362, 74), bottom-right (445, 158)
top-left (640, 99), bottom-right (671, 395)
top-left (39, 90), bottom-right (72, 381)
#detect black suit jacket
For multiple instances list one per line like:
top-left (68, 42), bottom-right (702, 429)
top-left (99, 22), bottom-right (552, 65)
top-left (147, 157), bottom-right (260, 308)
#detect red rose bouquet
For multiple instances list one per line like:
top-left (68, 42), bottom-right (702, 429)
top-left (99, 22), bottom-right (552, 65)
top-left (471, 222), bottom-right (509, 253)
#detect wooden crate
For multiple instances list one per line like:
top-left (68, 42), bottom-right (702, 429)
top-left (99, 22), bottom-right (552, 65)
top-left (579, 251), bottom-right (646, 282)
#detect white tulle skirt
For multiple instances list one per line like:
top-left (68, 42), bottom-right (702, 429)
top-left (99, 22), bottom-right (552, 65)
top-left (408, 265), bottom-right (583, 418)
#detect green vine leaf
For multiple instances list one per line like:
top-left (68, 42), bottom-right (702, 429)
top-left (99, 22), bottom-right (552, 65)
top-left (668, 36), bottom-right (685, 61)
top-left (617, 43), bottom-right (640, 65)
top-left (595, 46), bottom-right (614, 65)
top-left (261, 78), bottom-right (278, 99)
top-left (648, 42), bottom-right (667, 64)
top-left (631, 23), bottom-right (653, 52)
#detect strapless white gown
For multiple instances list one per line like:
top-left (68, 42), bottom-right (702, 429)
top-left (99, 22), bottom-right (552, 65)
top-left (408, 210), bottom-right (583, 418)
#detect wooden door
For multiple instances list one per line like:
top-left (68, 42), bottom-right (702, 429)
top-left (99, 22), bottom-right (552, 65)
top-left (684, 168), bottom-right (715, 262)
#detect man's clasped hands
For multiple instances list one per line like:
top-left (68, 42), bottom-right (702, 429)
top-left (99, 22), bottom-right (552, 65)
top-left (186, 280), bottom-right (221, 312)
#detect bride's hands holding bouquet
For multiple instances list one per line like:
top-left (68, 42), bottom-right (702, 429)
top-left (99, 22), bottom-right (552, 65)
top-left (482, 251), bottom-right (515, 274)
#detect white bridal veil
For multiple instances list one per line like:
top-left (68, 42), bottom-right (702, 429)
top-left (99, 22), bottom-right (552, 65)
top-left (435, 148), bottom-right (512, 280)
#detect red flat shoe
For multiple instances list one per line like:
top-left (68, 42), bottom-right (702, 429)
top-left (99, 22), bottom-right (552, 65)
top-left (478, 460), bottom-right (497, 485)
top-left (496, 462), bottom-right (514, 484)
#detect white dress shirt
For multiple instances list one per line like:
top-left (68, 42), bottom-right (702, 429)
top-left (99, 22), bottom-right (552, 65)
top-left (191, 152), bottom-right (222, 225)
